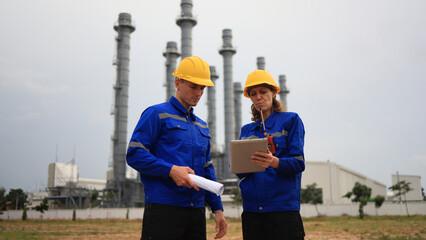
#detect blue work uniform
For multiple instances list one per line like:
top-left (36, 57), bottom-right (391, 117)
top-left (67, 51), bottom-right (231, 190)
top-left (238, 111), bottom-right (305, 213)
top-left (126, 96), bottom-right (223, 212)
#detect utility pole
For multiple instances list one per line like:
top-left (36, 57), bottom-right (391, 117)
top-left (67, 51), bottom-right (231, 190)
top-left (397, 171), bottom-right (402, 202)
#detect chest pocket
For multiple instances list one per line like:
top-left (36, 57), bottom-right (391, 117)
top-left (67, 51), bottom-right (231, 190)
top-left (195, 127), bottom-right (211, 160)
top-left (271, 130), bottom-right (288, 154)
top-left (197, 127), bottom-right (211, 145)
top-left (162, 119), bottom-right (189, 145)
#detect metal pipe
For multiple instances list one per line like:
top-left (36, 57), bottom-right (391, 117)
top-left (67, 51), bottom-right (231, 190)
top-left (234, 82), bottom-right (243, 140)
top-left (112, 13), bottom-right (135, 183)
top-left (219, 29), bottom-right (236, 179)
top-left (208, 66), bottom-right (218, 152)
top-left (176, 0), bottom-right (197, 59)
top-left (163, 41), bottom-right (180, 101)
top-left (278, 75), bottom-right (289, 111)
top-left (257, 57), bottom-right (265, 70)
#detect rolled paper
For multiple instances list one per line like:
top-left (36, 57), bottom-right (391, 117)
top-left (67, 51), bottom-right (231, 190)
top-left (189, 174), bottom-right (224, 196)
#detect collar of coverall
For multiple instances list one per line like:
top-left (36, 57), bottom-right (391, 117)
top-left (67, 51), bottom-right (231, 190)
top-left (170, 96), bottom-right (196, 121)
top-left (254, 110), bottom-right (277, 131)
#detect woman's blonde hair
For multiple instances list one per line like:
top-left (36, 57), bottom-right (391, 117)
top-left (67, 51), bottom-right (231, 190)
top-left (248, 84), bottom-right (284, 122)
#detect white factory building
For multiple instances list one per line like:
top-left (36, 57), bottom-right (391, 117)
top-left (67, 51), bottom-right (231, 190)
top-left (47, 162), bottom-right (139, 192)
top-left (390, 174), bottom-right (423, 201)
top-left (47, 160), bottom-right (424, 205)
top-left (47, 162), bottom-right (106, 191)
top-left (302, 161), bottom-right (387, 204)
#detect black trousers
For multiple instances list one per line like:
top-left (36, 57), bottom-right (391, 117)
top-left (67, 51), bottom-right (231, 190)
top-left (141, 203), bottom-right (206, 240)
top-left (242, 211), bottom-right (305, 240)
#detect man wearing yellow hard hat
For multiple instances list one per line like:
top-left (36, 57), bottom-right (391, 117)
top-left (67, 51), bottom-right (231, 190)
top-left (127, 56), bottom-right (227, 239)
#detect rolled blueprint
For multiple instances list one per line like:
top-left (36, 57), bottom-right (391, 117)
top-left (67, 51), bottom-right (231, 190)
top-left (189, 174), bottom-right (224, 196)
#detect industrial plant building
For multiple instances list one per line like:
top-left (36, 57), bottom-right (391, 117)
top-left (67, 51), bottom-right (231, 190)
top-left (302, 161), bottom-right (387, 204)
top-left (390, 174), bottom-right (423, 201)
top-left (42, 0), bottom-right (419, 209)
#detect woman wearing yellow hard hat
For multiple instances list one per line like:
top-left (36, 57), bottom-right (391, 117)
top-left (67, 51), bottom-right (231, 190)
top-left (237, 69), bottom-right (306, 239)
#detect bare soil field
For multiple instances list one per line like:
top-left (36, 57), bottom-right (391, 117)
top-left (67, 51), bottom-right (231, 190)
top-left (0, 215), bottom-right (425, 239)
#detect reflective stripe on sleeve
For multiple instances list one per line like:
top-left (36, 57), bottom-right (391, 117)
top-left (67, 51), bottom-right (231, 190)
top-left (294, 155), bottom-right (304, 161)
top-left (128, 141), bottom-right (150, 152)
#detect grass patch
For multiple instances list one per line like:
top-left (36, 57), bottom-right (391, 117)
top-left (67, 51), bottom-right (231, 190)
top-left (0, 215), bottom-right (425, 240)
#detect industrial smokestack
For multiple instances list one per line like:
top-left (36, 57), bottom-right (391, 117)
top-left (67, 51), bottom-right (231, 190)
top-left (208, 66), bottom-right (224, 180)
top-left (208, 66), bottom-right (218, 152)
top-left (163, 41), bottom-right (180, 101)
top-left (234, 82), bottom-right (243, 140)
top-left (219, 29), bottom-right (236, 179)
top-left (257, 57), bottom-right (265, 70)
top-left (278, 75), bottom-right (290, 111)
top-left (112, 13), bottom-right (135, 184)
top-left (176, 0), bottom-right (197, 59)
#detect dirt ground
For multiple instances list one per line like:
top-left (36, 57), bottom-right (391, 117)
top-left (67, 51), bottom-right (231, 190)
top-left (1, 216), bottom-right (425, 240)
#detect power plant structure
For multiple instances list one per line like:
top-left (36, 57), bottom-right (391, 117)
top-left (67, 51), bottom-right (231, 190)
top-left (219, 29), bottom-right (237, 180)
top-left (257, 57), bottom-right (266, 70)
top-left (163, 41), bottom-right (180, 101)
top-left (107, 12), bottom-right (143, 207)
top-left (45, 0), bottom-right (291, 208)
top-left (39, 1), bottom-right (406, 211)
top-left (106, 1), bottom-right (291, 207)
top-left (279, 75), bottom-right (290, 111)
top-left (176, 0), bottom-right (197, 59)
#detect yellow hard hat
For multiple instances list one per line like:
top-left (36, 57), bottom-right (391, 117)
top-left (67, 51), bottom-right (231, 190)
top-left (244, 69), bottom-right (280, 98)
top-left (173, 56), bottom-right (214, 86)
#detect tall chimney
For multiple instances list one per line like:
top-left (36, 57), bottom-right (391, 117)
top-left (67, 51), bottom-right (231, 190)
top-left (279, 75), bottom-right (290, 111)
top-left (112, 13), bottom-right (135, 184)
top-left (208, 66), bottom-right (218, 152)
top-left (219, 29), bottom-right (237, 179)
top-left (257, 57), bottom-right (266, 70)
top-left (234, 82), bottom-right (243, 140)
top-left (163, 41), bottom-right (180, 101)
top-left (176, 0), bottom-right (197, 59)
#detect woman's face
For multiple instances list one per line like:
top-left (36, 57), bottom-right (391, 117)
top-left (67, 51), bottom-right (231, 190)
top-left (248, 85), bottom-right (276, 113)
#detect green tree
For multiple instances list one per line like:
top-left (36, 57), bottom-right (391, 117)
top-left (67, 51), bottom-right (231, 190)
top-left (389, 180), bottom-right (412, 217)
top-left (22, 206), bottom-right (28, 221)
top-left (343, 182), bottom-right (372, 219)
top-left (374, 195), bottom-right (385, 216)
top-left (5, 189), bottom-right (28, 210)
top-left (301, 183), bottom-right (323, 216)
top-left (72, 208), bottom-right (76, 221)
top-left (0, 187), bottom-right (6, 214)
top-left (34, 197), bottom-right (49, 219)
top-left (90, 191), bottom-right (99, 208)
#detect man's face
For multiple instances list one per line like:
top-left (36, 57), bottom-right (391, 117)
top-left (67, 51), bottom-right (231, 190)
top-left (175, 79), bottom-right (206, 110)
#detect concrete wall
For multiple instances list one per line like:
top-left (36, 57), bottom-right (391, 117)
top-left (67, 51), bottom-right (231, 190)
top-left (222, 202), bottom-right (426, 219)
top-left (1, 208), bottom-right (144, 220)
top-left (1, 202), bottom-right (425, 220)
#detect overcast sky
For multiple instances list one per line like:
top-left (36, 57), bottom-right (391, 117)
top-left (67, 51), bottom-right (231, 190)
top-left (1, 0), bottom-right (425, 192)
